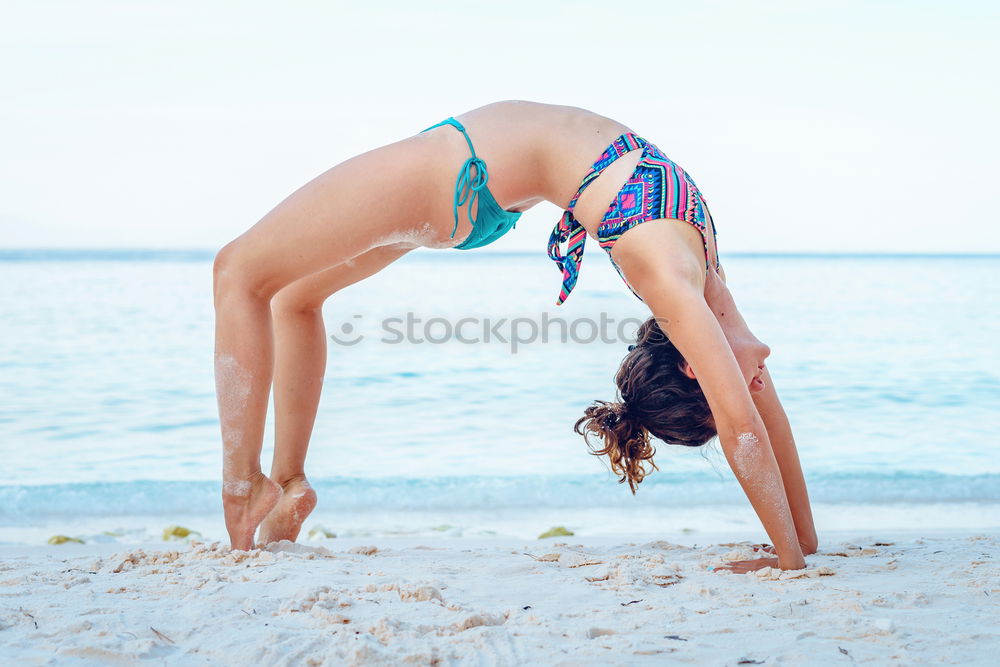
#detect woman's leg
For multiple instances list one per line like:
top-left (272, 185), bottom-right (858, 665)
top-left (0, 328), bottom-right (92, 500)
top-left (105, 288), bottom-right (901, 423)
top-left (259, 244), bottom-right (413, 544)
top-left (213, 138), bottom-right (434, 550)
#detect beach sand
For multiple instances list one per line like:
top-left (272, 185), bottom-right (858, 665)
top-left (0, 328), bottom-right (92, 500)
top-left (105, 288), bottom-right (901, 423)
top-left (2, 531), bottom-right (997, 664)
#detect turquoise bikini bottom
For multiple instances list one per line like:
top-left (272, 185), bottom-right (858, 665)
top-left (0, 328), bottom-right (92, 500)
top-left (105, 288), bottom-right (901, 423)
top-left (420, 118), bottom-right (522, 250)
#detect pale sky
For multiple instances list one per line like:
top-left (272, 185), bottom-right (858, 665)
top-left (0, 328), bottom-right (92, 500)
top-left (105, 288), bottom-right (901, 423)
top-left (2, 0), bottom-right (997, 253)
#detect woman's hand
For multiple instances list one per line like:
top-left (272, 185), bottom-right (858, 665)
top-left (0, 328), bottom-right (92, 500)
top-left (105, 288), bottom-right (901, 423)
top-left (715, 557), bottom-right (781, 573)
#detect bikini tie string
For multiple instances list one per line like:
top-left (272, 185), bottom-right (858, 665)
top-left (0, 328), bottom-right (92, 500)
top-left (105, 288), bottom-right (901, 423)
top-left (547, 210), bottom-right (586, 305)
top-left (451, 156), bottom-right (490, 238)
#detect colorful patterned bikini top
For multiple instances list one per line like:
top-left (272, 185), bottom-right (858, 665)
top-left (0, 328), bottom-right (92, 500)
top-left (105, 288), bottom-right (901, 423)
top-left (547, 133), bottom-right (718, 305)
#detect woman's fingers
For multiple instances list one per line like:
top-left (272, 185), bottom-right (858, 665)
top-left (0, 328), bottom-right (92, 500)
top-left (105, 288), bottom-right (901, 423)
top-left (754, 541), bottom-right (817, 556)
top-left (714, 557), bottom-right (781, 573)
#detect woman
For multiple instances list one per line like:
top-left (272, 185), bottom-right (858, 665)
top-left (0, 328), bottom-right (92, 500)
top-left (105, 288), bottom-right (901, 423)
top-left (213, 100), bottom-right (817, 571)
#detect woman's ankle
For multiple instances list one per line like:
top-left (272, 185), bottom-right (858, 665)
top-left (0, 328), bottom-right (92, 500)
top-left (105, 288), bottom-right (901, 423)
top-left (222, 470), bottom-right (269, 499)
top-left (270, 471), bottom-right (309, 489)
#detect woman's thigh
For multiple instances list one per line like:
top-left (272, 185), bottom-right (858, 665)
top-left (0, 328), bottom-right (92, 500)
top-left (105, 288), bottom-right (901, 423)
top-left (271, 243), bottom-right (415, 312)
top-left (220, 137), bottom-right (439, 296)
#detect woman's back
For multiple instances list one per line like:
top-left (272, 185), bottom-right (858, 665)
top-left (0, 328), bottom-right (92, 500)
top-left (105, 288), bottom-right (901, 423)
top-left (449, 101), bottom-right (636, 218)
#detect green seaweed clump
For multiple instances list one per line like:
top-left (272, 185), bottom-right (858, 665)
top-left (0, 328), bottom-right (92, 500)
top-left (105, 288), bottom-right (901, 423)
top-left (307, 525), bottom-right (337, 539)
top-left (162, 525), bottom-right (201, 541)
top-left (538, 526), bottom-right (574, 539)
top-left (48, 535), bottom-right (85, 545)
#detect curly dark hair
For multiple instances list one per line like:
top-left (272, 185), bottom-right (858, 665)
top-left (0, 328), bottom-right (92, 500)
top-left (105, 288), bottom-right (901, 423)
top-left (575, 316), bottom-right (717, 493)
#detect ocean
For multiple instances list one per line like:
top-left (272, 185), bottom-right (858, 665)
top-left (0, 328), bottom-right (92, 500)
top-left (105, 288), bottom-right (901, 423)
top-left (1, 250), bottom-right (998, 543)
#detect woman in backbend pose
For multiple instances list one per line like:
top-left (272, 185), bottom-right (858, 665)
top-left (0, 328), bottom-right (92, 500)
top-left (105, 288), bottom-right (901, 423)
top-left (213, 101), bottom-right (817, 571)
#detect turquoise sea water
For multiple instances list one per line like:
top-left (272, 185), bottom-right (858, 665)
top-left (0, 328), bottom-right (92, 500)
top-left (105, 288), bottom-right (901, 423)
top-left (1, 250), bottom-right (998, 541)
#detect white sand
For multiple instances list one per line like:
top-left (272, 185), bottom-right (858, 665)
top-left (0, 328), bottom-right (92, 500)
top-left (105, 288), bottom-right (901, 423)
top-left (2, 532), bottom-right (997, 664)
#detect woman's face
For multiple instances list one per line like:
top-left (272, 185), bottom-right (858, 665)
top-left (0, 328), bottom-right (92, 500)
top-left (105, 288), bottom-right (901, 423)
top-left (684, 271), bottom-right (771, 393)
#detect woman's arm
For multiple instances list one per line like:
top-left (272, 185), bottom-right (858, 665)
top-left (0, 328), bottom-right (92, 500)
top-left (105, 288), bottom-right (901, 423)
top-left (612, 227), bottom-right (805, 570)
top-left (709, 263), bottom-right (817, 557)
top-left (752, 367), bottom-right (818, 554)
top-left (659, 295), bottom-right (805, 570)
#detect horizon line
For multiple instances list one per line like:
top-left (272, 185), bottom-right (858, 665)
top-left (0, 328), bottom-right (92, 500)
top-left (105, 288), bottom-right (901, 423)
top-left (1, 248), bottom-right (999, 261)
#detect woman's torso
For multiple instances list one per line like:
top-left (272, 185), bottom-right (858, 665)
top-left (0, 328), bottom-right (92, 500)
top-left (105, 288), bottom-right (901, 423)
top-left (413, 100), bottom-right (719, 275)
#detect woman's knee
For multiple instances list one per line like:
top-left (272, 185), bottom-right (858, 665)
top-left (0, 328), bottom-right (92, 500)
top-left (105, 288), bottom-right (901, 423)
top-left (270, 284), bottom-right (326, 317)
top-left (214, 239), bottom-right (278, 303)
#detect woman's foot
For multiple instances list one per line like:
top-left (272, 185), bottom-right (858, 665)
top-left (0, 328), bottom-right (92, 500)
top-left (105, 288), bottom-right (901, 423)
top-left (258, 475), bottom-right (318, 545)
top-left (222, 472), bottom-right (282, 550)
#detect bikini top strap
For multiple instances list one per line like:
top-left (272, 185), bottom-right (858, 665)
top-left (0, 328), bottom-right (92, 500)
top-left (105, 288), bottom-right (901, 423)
top-left (421, 117), bottom-right (489, 238)
top-left (565, 133), bottom-right (648, 214)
